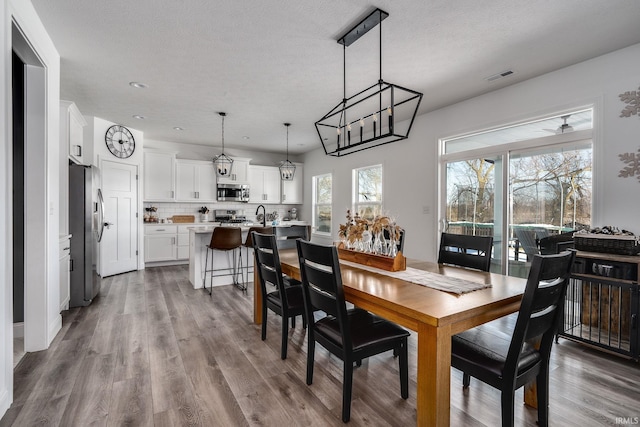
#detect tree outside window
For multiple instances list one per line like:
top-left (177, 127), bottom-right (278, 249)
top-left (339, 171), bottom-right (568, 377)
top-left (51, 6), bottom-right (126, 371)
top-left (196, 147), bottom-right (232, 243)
top-left (354, 165), bottom-right (382, 220)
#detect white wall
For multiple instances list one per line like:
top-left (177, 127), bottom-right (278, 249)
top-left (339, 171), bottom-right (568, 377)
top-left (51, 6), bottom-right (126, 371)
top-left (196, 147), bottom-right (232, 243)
top-left (1, 0), bottom-right (61, 416)
top-left (302, 43), bottom-right (640, 262)
top-left (1, 0), bottom-right (10, 417)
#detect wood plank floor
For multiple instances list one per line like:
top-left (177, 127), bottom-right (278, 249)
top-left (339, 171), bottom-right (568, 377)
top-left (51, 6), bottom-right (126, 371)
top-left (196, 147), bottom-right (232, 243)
top-left (2, 265), bottom-right (640, 426)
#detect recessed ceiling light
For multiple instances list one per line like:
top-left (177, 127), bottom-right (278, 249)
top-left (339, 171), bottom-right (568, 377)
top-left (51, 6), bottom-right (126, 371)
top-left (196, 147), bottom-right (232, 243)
top-left (133, 115), bottom-right (146, 120)
top-left (129, 81), bottom-right (148, 89)
top-left (242, 136), bottom-right (250, 140)
top-left (173, 127), bottom-right (184, 131)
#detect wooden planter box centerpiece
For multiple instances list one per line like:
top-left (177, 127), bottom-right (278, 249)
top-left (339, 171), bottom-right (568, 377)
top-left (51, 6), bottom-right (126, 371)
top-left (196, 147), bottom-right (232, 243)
top-left (336, 242), bottom-right (406, 272)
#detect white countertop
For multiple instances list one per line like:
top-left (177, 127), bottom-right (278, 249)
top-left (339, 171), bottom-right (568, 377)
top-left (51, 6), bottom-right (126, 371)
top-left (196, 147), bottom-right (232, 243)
top-left (187, 221), bottom-right (308, 234)
top-left (147, 220), bottom-right (307, 227)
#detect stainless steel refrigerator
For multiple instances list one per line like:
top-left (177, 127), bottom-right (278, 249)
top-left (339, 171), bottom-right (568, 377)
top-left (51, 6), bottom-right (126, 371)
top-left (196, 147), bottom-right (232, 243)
top-left (69, 163), bottom-right (101, 307)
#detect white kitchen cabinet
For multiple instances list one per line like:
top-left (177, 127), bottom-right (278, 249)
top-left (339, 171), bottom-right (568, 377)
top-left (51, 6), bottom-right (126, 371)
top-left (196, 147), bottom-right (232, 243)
top-left (217, 157), bottom-right (250, 184)
top-left (61, 100), bottom-right (87, 165)
top-left (144, 225), bottom-right (177, 262)
top-left (59, 236), bottom-right (71, 311)
top-left (281, 163), bottom-right (303, 204)
top-left (175, 159), bottom-right (217, 202)
top-left (177, 225), bottom-right (191, 260)
top-left (248, 165), bottom-right (281, 203)
top-left (144, 151), bottom-right (176, 201)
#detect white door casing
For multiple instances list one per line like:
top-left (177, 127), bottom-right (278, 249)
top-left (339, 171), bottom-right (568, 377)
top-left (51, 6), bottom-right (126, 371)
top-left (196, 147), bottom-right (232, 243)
top-left (99, 160), bottom-right (138, 277)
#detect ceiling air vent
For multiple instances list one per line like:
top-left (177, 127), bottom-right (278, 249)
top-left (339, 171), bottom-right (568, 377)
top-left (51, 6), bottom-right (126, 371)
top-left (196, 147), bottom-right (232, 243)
top-left (486, 69), bottom-right (515, 82)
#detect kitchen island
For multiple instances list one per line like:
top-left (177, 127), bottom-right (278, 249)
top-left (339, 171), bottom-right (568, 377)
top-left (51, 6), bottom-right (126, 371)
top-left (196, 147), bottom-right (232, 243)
top-left (188, 224), bottom-right (252, 289)
top-left (188, 222), bottom-right (308, 289)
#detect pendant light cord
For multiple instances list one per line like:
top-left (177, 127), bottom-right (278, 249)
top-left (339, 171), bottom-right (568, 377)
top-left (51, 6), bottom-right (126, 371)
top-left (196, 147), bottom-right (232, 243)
top-left (218, 112), bottom-right (226, 153)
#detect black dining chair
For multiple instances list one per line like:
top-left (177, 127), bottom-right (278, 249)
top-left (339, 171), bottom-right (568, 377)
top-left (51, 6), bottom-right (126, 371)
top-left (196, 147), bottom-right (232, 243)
top-left (252, 231), bottom-right (305, 360)
top-left (274, 225), bottom-right (310, 250)
top-left (296, 239), bottom-right (409, 423)
top-left (438, 232), bottom-right (494, 272)
top-left (451, 251), bottom-right (575, 427)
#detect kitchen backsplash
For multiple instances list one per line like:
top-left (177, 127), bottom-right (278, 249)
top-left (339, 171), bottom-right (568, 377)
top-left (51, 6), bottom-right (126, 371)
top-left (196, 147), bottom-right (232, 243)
top-left (146, 202), bottom-right (300, 223)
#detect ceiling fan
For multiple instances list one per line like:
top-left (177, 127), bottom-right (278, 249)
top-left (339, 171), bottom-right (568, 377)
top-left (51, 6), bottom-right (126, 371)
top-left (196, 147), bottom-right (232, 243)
top-left (543, 115), bottom-right (574, 134)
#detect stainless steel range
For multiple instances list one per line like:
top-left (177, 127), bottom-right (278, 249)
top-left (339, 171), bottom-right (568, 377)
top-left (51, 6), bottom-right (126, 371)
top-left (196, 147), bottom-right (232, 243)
top-left (214, 209), bottom-right (246, 224)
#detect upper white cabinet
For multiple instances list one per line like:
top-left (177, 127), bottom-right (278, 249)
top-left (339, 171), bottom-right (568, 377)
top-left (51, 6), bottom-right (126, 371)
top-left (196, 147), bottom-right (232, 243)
top-left (144, 151), bottom-right (176, 201)
top-left (281, 163), bottom-right (303, 204)
top-left (217, 157), bottom-right (250, 184)
top-left (61, 100), bottom-right (87, 165)
top-left (175, 159), bottom-right (217, 202)
top-left (248, 165), bottom-right (281, 203)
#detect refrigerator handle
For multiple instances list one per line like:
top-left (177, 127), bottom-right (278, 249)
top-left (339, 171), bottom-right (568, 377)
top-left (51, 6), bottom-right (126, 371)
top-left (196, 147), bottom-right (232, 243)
top-left (97, 189), bottom-right (106, 242)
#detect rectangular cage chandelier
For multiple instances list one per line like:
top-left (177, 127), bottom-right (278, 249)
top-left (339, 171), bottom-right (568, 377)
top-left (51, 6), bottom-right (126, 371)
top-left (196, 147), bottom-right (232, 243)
top-left (315, 8), bottom-right (423, 157)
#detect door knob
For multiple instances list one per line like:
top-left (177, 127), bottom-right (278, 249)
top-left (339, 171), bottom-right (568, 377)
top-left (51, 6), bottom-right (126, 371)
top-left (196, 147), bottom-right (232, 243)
top-left (104, 222), bottom-right (114, 229)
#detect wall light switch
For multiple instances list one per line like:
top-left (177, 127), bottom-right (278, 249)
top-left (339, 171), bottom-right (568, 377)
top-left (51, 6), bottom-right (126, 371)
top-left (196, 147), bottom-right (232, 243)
top-left (422, 205), bottom-right (431, 215)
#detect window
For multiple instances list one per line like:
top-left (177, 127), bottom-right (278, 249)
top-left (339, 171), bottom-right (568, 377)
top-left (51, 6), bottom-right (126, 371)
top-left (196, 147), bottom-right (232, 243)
top-left (441, 109), bottom-right (593, 277)
top-left (353, 164), bottom-right (382, 220)
top-left (312, 173), bottom-right (332, 234)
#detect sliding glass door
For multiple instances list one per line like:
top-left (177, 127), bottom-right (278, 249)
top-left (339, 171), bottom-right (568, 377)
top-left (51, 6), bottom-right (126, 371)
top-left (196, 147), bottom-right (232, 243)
top-left (441, 109), bottom-right (593, 277)
top-left (445, 156), bottom-right (502, 273)
top-left (508, 144), bottom-right (592, 277)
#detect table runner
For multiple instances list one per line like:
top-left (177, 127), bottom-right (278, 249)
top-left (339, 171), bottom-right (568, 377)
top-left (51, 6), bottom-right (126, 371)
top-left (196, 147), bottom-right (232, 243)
top-left (339, 260), bottom-right (491, 295)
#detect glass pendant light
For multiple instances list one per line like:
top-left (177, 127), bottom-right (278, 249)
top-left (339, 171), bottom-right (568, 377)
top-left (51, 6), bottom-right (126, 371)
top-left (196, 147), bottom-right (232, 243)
top-left (279, 123), bottom-right (296, 181)
top-left (212, 112), bottom-right (233, 177)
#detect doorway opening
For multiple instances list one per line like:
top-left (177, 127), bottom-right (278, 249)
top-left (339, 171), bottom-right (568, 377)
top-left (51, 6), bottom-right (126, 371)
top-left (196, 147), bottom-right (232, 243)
top-left (11, 21), bottom-right (48, 364)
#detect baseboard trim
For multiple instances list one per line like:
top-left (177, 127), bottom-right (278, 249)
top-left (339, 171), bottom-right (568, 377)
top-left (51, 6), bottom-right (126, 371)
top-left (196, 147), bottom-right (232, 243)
top-left (47, 315), bottom-right (62, 346)
top-left (0, 388), bottom-right (10, 421)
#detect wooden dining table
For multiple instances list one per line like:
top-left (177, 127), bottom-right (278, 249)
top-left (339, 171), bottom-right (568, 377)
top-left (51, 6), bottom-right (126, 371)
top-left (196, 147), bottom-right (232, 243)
top-left (253, 249), bottom-right (529, 426)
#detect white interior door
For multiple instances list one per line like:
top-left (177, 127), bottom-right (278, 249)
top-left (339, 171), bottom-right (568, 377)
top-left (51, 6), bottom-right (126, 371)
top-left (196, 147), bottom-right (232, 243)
top-left (100, 160), bottom-right (138, 277)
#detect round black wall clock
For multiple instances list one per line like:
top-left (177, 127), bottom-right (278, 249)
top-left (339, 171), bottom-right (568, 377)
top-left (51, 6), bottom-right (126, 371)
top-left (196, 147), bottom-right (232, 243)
top-left (105, 125), bottom-right (136, 158)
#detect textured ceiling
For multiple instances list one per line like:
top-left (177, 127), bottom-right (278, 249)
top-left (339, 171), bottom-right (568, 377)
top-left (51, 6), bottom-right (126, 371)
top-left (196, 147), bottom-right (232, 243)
top-left (29, 0), bottom-right (640, 155)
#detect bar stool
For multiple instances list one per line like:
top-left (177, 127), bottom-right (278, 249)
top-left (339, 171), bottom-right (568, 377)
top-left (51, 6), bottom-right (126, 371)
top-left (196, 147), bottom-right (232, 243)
top-left (241, 226), bottom-right (273, 287)
top-left (203, 227), bottom-right (243, 295)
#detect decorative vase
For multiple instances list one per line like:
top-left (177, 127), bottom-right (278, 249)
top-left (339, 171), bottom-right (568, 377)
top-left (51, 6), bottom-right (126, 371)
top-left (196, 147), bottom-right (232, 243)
top-left (200, 213), bottom-right (210, 222)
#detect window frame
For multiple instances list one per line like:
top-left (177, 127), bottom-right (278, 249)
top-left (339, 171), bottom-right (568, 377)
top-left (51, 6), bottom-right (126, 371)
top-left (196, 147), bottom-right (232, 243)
top-left (352, 164), bottom-right (383, 220)
top-left (312, 172), bottom-right (332, 236)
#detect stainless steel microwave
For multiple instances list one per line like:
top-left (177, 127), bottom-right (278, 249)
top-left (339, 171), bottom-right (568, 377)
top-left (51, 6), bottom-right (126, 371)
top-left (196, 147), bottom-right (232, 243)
top-left (217, 183), bottom-right (250, 202)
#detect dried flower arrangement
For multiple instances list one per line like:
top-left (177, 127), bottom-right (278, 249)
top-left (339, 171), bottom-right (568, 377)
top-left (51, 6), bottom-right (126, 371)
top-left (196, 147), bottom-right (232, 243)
top-left (338, 209), bottom-right (403, 257)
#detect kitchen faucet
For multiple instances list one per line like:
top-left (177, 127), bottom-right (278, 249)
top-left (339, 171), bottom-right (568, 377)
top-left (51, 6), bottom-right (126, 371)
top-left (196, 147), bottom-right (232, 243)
top-left (256, 204), bottom-right (266, 227)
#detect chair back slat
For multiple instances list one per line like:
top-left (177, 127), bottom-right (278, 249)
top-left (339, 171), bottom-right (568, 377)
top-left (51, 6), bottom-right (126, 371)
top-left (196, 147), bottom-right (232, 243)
top-left (296, 240), bottom-right (351, 343)
top-left (303, 261), bottom-right (341, 317)
top-left (438, 233), bottom-right (493, 272)
top-left (252, 232), bottom-right (288, 306)
top-left (505, 251), bottom-right (575, 374)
